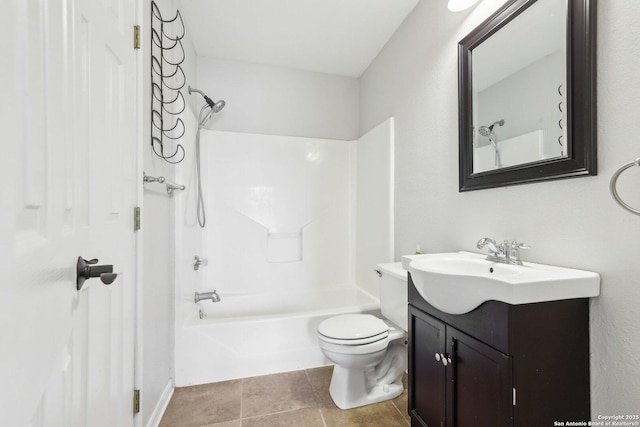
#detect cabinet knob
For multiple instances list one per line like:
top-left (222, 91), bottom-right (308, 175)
top-left (439, 354), bottom-right (452, 366)
top-left (434, 353), bottom-right (441, 362)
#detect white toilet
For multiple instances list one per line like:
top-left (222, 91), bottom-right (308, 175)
top-left (317, 262), bottom-right (408, 409)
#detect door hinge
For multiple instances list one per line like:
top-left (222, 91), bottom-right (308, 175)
top-left (134, 206), bottom-right (141, 231)
top-left (513, 387), bottom-right (516, 406)
top-left (133, 389), bottom-right (140, 413)
top-left (133, 25), bottom-right (141, 49)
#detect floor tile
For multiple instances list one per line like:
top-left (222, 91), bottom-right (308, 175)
top-left (321, 400), bottom-right (410, 427)
top-left (305, 366), bottom-right (334, 407)
top-left (392, 391), bottom-right (410, 424)
top-left (242, 370), bottom-right (317, 418)
top-left (392, 373), bottom-right (410, 424)
top-left (202, 421), bottom-right (242, 427)
top-left (160, 380), bottom-right (242, 427)
top-left (242, 407), bottom-right (324, 427)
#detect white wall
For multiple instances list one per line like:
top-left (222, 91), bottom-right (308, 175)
top-left (359, 0), bottom-right (640, 416)
top-left (356, 118), bottom-right (395, 296)
top-left (141, 0), bottom-right (199, 425)
top-left (195, 57), bottom-right (359, 140)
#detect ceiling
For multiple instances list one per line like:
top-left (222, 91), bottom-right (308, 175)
top-left (179, 0), bottom-right (419, 77)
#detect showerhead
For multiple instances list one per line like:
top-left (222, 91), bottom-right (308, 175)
top-left (211, 99), bottom-right (225, 113)
top-left (478, 125), bottom-right (498, 149)
top-left (478, 119), bottom-right (505, 138)
top-left (188, 86), bottom-right (226, 113)
top-left (478, 125), bottom-right (492, 138)
top-left (478, 120), bottom-right (504, 167)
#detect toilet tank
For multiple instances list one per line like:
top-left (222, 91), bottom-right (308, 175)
top-left (377, 262), bottom-right (408, 331)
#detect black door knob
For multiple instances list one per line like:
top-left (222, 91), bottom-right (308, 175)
top-left (76, 257), bottom-right (118, 290)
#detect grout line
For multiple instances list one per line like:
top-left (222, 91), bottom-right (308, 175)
top-left (318, 406), bottom-right (329, 427)
top-left (303, 368), bottom-right (316, 403)
top-left (390, 399), bottom-right (410, 426)
top-left (240, 406), bottom-right (318, 422)
top-left (305, 368), bottom-right (329, 427)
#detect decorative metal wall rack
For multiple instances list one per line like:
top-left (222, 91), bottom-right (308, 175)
top-left (151, 1), bottom-right (186, 164)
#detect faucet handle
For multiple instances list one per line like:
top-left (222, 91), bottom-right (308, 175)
top-left (194, 255), bottom-right (208, 271)
top-left (509, 241), bottom-right (529, 265)
top-left (511, 241), bottom-right (530, 250)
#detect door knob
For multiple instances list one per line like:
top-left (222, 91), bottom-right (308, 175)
top-left (76, 257), bottom-right (118, 290)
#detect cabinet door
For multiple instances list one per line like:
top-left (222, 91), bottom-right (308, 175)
top-left (409, 306), bottom-right (447, 427)
top-left (447, 327), bottom-right (512, 427)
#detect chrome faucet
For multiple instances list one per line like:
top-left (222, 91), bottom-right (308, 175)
top-left (477, 237), bottom-right (528, 265)
top-left (477, 237), bottom-right (508, 262)
top-left (194, 290), bottom-right (220, 303)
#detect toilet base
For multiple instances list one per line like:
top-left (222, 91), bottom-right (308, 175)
top-left (328, 364), bottom-right (404, 410)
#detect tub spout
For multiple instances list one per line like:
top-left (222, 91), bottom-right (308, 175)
top-left (194, 290), bottom-right (221, 303)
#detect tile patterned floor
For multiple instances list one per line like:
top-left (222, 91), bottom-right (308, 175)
top-left (160, 366), bottom-right (410, 427)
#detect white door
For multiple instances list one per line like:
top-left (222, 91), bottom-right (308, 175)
top-left (0, 0), bottom-right (138, 426)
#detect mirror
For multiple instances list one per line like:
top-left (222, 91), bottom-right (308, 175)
top-left (458, 0), bottom-right (596, 191)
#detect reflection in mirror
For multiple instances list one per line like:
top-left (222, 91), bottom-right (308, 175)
top-left (472, 0), bottom-right (566, 173)
top-left (458, 0), bottom-right (596, 191)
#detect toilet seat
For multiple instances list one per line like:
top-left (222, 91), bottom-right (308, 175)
top-left (318, 332), bottom-right (389, 346)
top-left (317, 314), bottom-right (393, 352)
top-left (318, 335), bottom-right (390, 355)
top-left (318, 314), bottom-right (389, 341)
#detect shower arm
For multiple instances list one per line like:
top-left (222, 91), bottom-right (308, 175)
top-left (188, 86), bottom-right (206, 97)
top-left (188, 86), bottom-right (225, 114)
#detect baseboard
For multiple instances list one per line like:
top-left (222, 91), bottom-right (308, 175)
top-left (145, 379), bottom-right (174, 427)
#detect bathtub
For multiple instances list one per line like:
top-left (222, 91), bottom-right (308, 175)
top-left (174, 286), bottom-right (380, 386)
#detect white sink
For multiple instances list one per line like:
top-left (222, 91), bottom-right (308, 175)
top-left (401, 251), bottom-right (600, 315)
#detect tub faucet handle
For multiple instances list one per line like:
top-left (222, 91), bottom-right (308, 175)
top-left (194, 255), bottom-right (208, 271)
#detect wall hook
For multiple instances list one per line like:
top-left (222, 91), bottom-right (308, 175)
top-left (76, 257), bottom-right (117, 290)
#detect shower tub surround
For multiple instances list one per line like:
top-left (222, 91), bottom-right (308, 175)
top-left (175, 120), bottom-right (394, 386)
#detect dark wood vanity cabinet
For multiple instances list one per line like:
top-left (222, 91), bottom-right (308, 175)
top-left (408, 274), bottom-right (591, 427)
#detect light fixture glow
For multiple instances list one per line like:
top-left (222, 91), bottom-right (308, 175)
top-left (447, 0), bottom-right (481, 12)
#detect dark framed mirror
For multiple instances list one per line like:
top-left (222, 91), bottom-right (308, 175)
top-left (458, 0), bottom-right (596, 191)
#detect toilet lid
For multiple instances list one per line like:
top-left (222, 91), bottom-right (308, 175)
top-left (318, 314), bottom-right (389, 341)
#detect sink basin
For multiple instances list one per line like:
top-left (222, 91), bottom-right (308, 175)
top-left (401, 251), bottom-right (600, 315)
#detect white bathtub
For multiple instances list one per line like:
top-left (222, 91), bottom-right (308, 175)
top-left (174, 286), bottom-right (380, 386)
